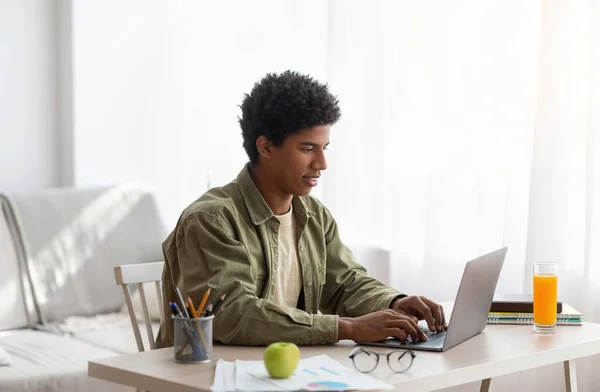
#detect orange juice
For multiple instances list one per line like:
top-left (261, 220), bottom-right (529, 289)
top-left (533, 274), bottom-right (558, 325)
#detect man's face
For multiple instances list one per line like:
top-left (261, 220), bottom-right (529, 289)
top-left (267, 125), bottom-right (330, 197)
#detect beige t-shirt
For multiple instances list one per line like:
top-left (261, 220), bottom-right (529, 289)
top-left (272, 205), bottom-right (303, 308)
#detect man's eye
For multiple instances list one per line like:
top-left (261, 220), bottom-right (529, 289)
top-left (302, 148), bottom-right (313, 152)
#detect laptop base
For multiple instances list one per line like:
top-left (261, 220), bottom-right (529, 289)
top-left (357, 330), bottom-right (447, 352)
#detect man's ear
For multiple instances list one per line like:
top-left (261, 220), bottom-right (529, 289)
top-left (256, 136), bottom-right (272, 158)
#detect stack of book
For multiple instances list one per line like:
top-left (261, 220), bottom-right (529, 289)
top-left (487, 295), bottom-right (583, 326)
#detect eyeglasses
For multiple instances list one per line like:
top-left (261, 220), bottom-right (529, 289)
top-left (349, 347), bottom-right (416, 373)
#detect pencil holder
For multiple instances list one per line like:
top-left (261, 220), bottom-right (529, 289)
top-left (173, 315), bottom-right (213, 364)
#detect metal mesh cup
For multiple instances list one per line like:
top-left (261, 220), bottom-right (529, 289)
top-left (173, 315), bottom-right (213, 364)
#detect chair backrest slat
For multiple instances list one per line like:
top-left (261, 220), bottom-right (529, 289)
top-left (155, 280), bottom-right (164, 324)
top-left (114, 261), bottom-right (165, 352)
top-left (122, 284), bottom-right (145, 352)
top-left (137, 283), bottom-right (156, 350)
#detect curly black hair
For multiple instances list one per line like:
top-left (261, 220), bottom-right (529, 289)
top-left (239, 70), bottom-right (341, 164)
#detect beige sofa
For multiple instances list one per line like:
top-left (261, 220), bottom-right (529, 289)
top-left (0, 183), bottom-right (166, 392)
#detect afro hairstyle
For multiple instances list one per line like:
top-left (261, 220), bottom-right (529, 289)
top-left (239, 70), bottom-right (341, 164)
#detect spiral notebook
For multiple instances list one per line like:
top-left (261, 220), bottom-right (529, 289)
top-left (487, 303), bottom-right (582, 326)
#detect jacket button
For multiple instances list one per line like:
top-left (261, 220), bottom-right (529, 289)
top-left (307, 281), bottom-right (312, 287)
top-left (300, 246), bottom-right (304, 252)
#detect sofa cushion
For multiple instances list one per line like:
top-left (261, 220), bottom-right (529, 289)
top-left (4, 183), bottom-right (166, 323)
top-left (0, 345), bottom-right (9, 366)
top-left (74, 321), bottom-right (161, 354)
top-left (0, 329), bottom-right (130, 392)
top-left (0, 197), bottom-right (35, 331)
top-left (36, 313), bottom-right (160, 354)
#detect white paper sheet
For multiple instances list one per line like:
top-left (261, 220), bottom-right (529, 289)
top-left (211, 354), bottom-right (393, 391)
top-left (235, 359), bottom-right (281, 391)
top-left (211, 360), bottom-right (236, 392)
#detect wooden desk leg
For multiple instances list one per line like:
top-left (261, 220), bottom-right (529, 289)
top-left (564, 360), bottom-right (578, 392)
top-left (479, 378), bottom-right (491, 392)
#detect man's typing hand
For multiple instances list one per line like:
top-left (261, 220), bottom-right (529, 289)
top-left (391, 295), bottom-right (447, 333)
top-left (338, 309), bottom-right (428, 343)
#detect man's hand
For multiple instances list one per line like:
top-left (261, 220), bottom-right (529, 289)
top-left (391, 295), bottom-right (447, 332)
top-left (338, 309), bottom-right (428, 343)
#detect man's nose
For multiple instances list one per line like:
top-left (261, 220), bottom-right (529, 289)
top-left (311, 151), bottom-right (327, 171)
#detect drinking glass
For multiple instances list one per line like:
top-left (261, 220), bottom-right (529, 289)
top-left (533, 262), bottom-right (558, 334)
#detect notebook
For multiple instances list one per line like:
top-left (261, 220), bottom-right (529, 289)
top-left (490, 294), bottom-right (563, 313)
top-left (487, 303), bottom-right (582, 326)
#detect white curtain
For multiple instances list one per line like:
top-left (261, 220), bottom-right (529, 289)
top-left (324, 0), bottom-right (600, 321)
top-left (176, 1), bottom-right (600, 390)
top-left (324, 0), bottom-right (541, 301)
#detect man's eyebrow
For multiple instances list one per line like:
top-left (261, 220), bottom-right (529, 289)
top-left (298, 142), bottom-right (330, 147)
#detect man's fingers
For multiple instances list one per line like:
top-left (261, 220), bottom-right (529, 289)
top-left (440, 305), bottom-right (447, 330)
top-left (385, 328), bottom-right (408, 343)
top-left (415, 324), bottom-right (428, 341)
top-left (422, 298), bottom-right (444, 332)
top-left (392, 296), bottom-right (446, 332)
top-left (392, 309), bottom-right (419, 324)
top-left (412, 297), bottom-right (435, 331)
top-left (436, 304), bottom-right (445, 331)
top-left (385, 318), bottom-right (427, 342)
top-left (388, 324), bottom-right (417, 343)
top-left (436, 303), bottom-right (445, 331)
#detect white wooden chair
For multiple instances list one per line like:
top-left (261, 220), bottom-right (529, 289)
top-left (114, 261), bottom-right (165, 352)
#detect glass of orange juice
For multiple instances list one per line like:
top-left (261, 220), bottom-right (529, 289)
top-left (533, 262), bottom-right (558, 334)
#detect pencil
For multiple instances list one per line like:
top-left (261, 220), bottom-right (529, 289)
top-left (187, 296), bottom-right (198, 318)
top-left (197, 287), bottom-right (211, 315)
top-left (210, 294), bottom-right (226, 316)
top-left (186, 296), bottom-right (207, 354)
top-left (183, 287), bottom-right (211, 355)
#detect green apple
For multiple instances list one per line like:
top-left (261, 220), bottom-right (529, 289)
top-left (263, 342), bottom-right (300, 378)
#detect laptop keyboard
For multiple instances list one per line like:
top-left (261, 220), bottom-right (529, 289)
top-left (405, 328), bottom-right (447, 348)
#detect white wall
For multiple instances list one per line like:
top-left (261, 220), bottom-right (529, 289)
top-left (69, 0), bottom-right (183, 224)
top-left (0, 0), bottom-right (61, 192)
top-left (0, 0), bottom-right (182, 225)
top-left (1, 0), bottom-right (328, 227)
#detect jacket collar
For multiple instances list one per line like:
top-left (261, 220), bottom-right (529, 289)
top-left (236, 163), bottom-right (316, 226)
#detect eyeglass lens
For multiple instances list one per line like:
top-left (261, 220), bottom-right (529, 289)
top-left (387, 350), bottom-right (414, 373)
top-left (351, 349), bottom-right (379, 373)
top-left (350, 348), bottom-right (414, 373)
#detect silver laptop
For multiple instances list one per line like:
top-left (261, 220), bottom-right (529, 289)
top-left (359, 247), bottom-right (507, 352)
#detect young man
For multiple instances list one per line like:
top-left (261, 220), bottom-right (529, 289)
top-left (156, 71), bottom-right (445, 348)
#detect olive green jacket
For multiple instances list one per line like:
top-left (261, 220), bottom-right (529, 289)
top-left (156, 164), bottom-right (403, 347)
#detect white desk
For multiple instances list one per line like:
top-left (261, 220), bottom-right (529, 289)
top-left (89, 322), bottom-right (600, 392)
